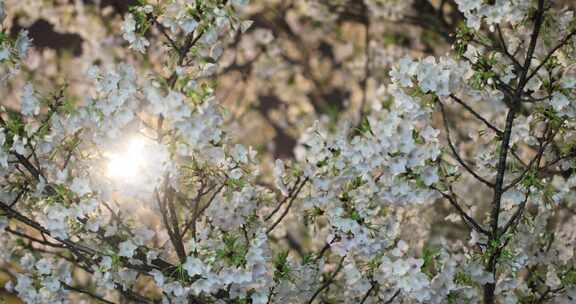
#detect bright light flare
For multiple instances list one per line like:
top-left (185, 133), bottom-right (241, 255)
top-left (106, 137), bottom-right (147, 179)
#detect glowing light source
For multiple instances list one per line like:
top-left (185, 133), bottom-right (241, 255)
top-left (106, 137), bottom-right (147, 179)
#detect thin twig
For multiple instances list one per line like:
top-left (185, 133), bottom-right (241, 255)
top-left (359, 282), bottom-right (376, 304)
top-left (495, 24), bottom-right (524, 72)
top-left (449, 94), bottom-right (503, 136)
top-left (267, 177), bottom-right (309, 235)
top-left (438, 100), bottom-right (495, 188)
top-left (61, 282), bottom-right (117, 304)
top-left (503, 124), bottom-right (557, 191)
top-left (499, 190), bottom-right (530, 237)
top-left (431, 185), bottom-right (490, 235)
top-left (357, 15), bottom-right (371, 127)
top-left (306, 255), bottom-right (346, 304)
top-left (264, 176), bottom-right (302, 221)
top-left (524, 29), bottom-right (576, 85)
top-left (180, 183), bottom-right (226, 238)
top-left (384, 289), bottom-right (401, 304)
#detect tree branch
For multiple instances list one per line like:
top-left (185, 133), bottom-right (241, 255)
top-left (431, 185), bottom-right (490, 235)
top-left (267, 177), bottom-right (309, 235)
top-left (449, 94), bottom-right (503, 136)
top-left (438, 100), bottom-right (495, 188)
top-left (306, 255), bottom-right (345, 304)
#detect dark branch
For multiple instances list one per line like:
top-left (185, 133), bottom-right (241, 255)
top-left (438, 100), bottom-right (495, 188)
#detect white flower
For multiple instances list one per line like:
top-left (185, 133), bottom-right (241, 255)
top-left (130, 36), bottom-right (150, 53)
top-left (42, 204), bottom-right (70, 239)
top-left (164, 281), bottom-right (185, 297)
top-left (343, 262), bottom-right (363, 284)
top-left (455, 0), bottom-right (481, 12)
top-left (391, 240), bottom-right (409, 257)
top-left (85, 217), bottom-right (101, 232)
top-left (421, 167), bottom-right (439, 186)
top-left (416, 57), bottom-right (451, 96)
top-left (86, 65), bottom-right (100, 80)
top-left (232, 0), bottom-right (250, 6)
top-left (180, 18), bottom-right (198, 34)
top-left (190, 278), bottom-right (215, 295)
top-left (0, 0), bottom-right (5, 24)
top-left (274, 159), bottom-right (289, 196)
top-left (122, 14), bottom-right (149, 53)
top-left (98, 71), bottom-right (120, 95)
top-left (376, 257), bottom-right (431, 301)
top-left (550, 92), bottom-right (570, 112)
top-left (546, 268), bottom-right (562, 289)
top-left (11, 135), bottom-right (27, 155)
top-left (0, 132), bottom-right (8, 167)
top-left (150, 269), bottom-right (165, 287)
top-left (133, 226), bottom-right (155, 245)
top-left (100, 256), bottom-right (113, 271)
top-left (389, 158), bottom-right (407, 175)
top-left (230, 168), bottom-right (244, 179)
top-left (232, 144), bottom-right (249, 164)
top-left (0, 149), bottom-right (6, 168)
top-left (466, 262), bottom-right (494, 285)
top-left (14, 274), bottom-right (38, 302)
top-left (390, 57), bottom-right (416, 87)
top-left (202, 27), bottom-right (218, 44)
top-left (145, 87), bottom-right (190, 123)
top-left (183, 256), bottom-right (207, 277)
top-left (35, 258), bottom-right (53, 275)
top-left (251, 289), bottom-right (269, 304)
top-left (73, 199), bottom-right (98, 219)
top-left (560, 72), bottom-right (576, 89)
top-left (70, 177), bottom-right (91, 196)
top-left (21, 83), bottom-right (40, 116)
top-left (118, 240), bottom-right (138, 257)
top-left (14, 30), bottom-right (31, 59)
top-left (42, 277), bottom-right (61, 292)
top-left (118, 269), bottom-right (138, 289)
top-left (146, 250), bottom-right (159, 265)
top-left (0, 47), bottom-right (9, 61)
top-left (0, 216), bottom-right (8, 230)
top-left (121, 14), bottom-right (136, 36)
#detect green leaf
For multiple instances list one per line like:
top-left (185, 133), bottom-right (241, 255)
top-left (273, 250), bottom-right (291, 282)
